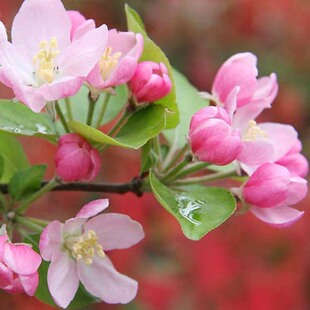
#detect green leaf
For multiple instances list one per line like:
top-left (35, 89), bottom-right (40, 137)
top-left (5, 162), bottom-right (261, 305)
top-left (24, 234), bottom-right (99, 309)
top-left (0, 155), bottom-right (4, 180)
top-left (0, 132), bottom-right (29, 183)
top-left (149, 172), bottom-right (236, 240)
top-left (125, 5), bottom-right (179, 129)
top-left (8, 165), bottom-right (46, 201)
top-left (0, 100), bottom-right (57, 140)
top-left (164, 68), bottom-right (207, 147)
top-left (58, 85), bottom-right (128, 129)
top-left (69, 105), bottom-right (166, 149)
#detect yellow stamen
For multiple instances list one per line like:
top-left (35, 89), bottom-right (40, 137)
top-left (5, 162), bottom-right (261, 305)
top-left (99, 47), bottom-right (121, 81)
top-left (32, 37), bottom-right (60, 84)
top-left (243, 120), bottom-right (267, 141)
top-left (65, 230), bottom-right (105, 264)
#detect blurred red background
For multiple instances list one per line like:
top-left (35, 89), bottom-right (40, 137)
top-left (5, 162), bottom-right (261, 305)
top-left (0, 0), bottom-right (309, 309)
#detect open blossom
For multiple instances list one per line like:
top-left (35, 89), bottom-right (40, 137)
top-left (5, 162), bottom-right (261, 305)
top-left (128, 61), bottom-right (172, 103)
top-left (241, 163), bottom-right (307, 227)
top-left (189, 106), bottom-right (242, 165)
top-left (67, 11), bottom-right (144, 91)
top-left (55, 133), bottom-right (101, 182)
top-left (0, 0), bottom-right (108, 112)
top-left (201, 53), bottom-right (278, 111)
top-left (39, 199), bottom-right (144, 308)
top-left (0, 225), bottom-right (41, 296)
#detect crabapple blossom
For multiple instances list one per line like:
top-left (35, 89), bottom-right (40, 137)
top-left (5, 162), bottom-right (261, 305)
top-left (55, 133), bottom-right (101, 182)
top-left (39, 199), bottom-right (144, 308)
top-left (189, 106), bottom-right (243, 165)
top-left (201, 53), bottom-right (278, 110)
top-left (241, 163), bottom-right (307, 227)
top-left (0, 225), bottom-right (41, 296)
top-left (128, 61), bottom-right (172, 103)
top-left (0, 0), bottom-right (108, 112)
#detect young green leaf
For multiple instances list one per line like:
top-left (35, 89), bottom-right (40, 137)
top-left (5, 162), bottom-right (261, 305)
top-left (68, 105), bottom-right (166, 149)
top-left (149, 172), bottom-right (236, 240)
top-left (125, 4), bottom-right (179, 129)
top-left (0, 133), bottom-right (29, 183)
top-left (0, 100), bottom-right (57, 140)
top-left (164, 68), bottom-right (208, 148)
top-left (8, 165), bottom-right (46, 202)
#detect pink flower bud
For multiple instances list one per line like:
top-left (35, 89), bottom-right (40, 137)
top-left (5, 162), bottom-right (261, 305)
top-left (128, 61), bottom-right (172, 103)
top-left (189, 106), bottom-right (243, 165)
top-left (242, 163), bottom-right (307, 209)
top-left (55, 133), bottom-right (101, 182)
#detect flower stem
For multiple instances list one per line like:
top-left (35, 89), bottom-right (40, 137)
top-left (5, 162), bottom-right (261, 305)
top-left (162, 144), bottom-right (189, 173)
top-left (86, 93), bottom-right (98, 126)
top-left (15, 178), bottom-right (59, 214)
top-left (171, 171), bottom-right (238, 186)
top-left (15, 216), bottom-right (44, 233)
top-left (64, 97), bottom-right (73, 121)
top-left (172, 161), bottom-right (210, 180)
top-left (96, 93), bottom-right (112, 127)
top-left (55, 101), bottom-right (70, 133)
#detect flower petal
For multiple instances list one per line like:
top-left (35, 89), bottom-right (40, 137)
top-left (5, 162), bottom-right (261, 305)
top-left (63, 218), bottom-right (86, 236)
top-left (77, 255), bottom-right (138, 304)
top-left (11, 0), bottom-right (71, 60)
top-left (39, 220), bottom-right (63, 261)
top-left (85, 213), bottom-right (144, 250)
top-left (76, 199), bottom-right (109, 219)
top-left (19, 273), bottom-right (39, 296)
top-left (48, 251), bottom-right (79, 308)
top-left (0, 262), bottom-right (13, 289)
top-left (250, 205), bottom-right (304, 228)
top-left (285, 176), bottom-right (307, 206)
top-left (3, 243), bottom-right (41, 276)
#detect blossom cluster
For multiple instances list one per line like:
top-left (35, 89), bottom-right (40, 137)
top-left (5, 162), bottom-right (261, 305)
top-left (189, 53), bottom-right (308, 227)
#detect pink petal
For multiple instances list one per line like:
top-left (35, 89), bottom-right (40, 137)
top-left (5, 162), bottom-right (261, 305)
top-left (19, 273), bottom-right (39, 296)
top-left (58, 24), bottom-right (108, 77)
top-left (67, 10), bottom-right (86, 40)
top-left (212, 52), bottom-right (258, 107)
top-left (237, 139), bottom-right (274, 166)
top-left (73, 19), bottom-right (96, 41)
top-left (0, 235), bottom-right (8, 261)
top-left (84, 148), bottom-right (102, 181)
top-left (260, 123), bottom-right (298, 161)
top-left (250, 205), bottom-right (304, 228)
top-left (252, 73), bottom-right (278, 104)
top-left (84, 213), bottom-right (144, 250)
top-left (3, 243), bottom-right (41, 276)
top-left (63, 218), bottom-right (86, 236)
top-left (77, 255), bottom-right (138, 304)
top-left (39, 220), bottom-right (63, 261)
top-left (76, 199), bottom-right (109, 219)
top-left (285, 176), bottom-right (308, 206)
top-left (48, 251), bottom-right (79, 308)
top-left (276, 153), bottom-right (309, 178)
top-left (0, 262), bottom-right (13, 288)
top-left (11, 0), bottom-right (71, 60)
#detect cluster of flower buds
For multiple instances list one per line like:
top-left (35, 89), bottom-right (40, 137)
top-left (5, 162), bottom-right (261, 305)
top-left (189, 52), bottom-right (308, 226)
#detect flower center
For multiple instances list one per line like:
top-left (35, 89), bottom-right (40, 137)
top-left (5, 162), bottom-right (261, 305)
top-left (243, 120), bottom-right (267, 141)
top-left (32, 37), bottom-right (60, 84)
top-left (65, 230), bottom-right (105, 264)
top-left (99, 47), bottom-right (122, 81)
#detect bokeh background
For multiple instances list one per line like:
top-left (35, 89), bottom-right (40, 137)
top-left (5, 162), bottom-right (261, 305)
top-left (0, 0), bottom-right (309, 309)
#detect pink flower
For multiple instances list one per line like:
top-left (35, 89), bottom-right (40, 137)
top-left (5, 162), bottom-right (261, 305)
top-left (55, 133), bottom-right (101, 182)
top-left (128, 61), bottom-right (172, 103)
top-left (207, 52), bottom-right (278, 109)
top-left (0, 0), bottom-right (108, 112)
top-left (86, 29), bottom-right (144, 90)
top-left (0, 225), bottom-right (41, 296)
top-left (39, 199), bottom-right (144, 308)
top-left (189, 106), bottom-right (242, 165)
top-left (241, 163), bottom-right (307, 227)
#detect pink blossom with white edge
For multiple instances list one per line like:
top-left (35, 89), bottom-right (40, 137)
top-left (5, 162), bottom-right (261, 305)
top-left (189, 106), bottom-right (243, 165)
top-left (55, 133), bottom-right (101, 182)
top-left (128, 61), bottom-right (172, 103)
top-left (201, 53), bottom-right (278, 111)
top-left (0, 0), bottom-right (108, 113)
top-left (0, 225), bottom-right (41, 295)
top-left (39, 199), bottom-right (144, 308)
top-left (241, 163), bottom-right (307, 227)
